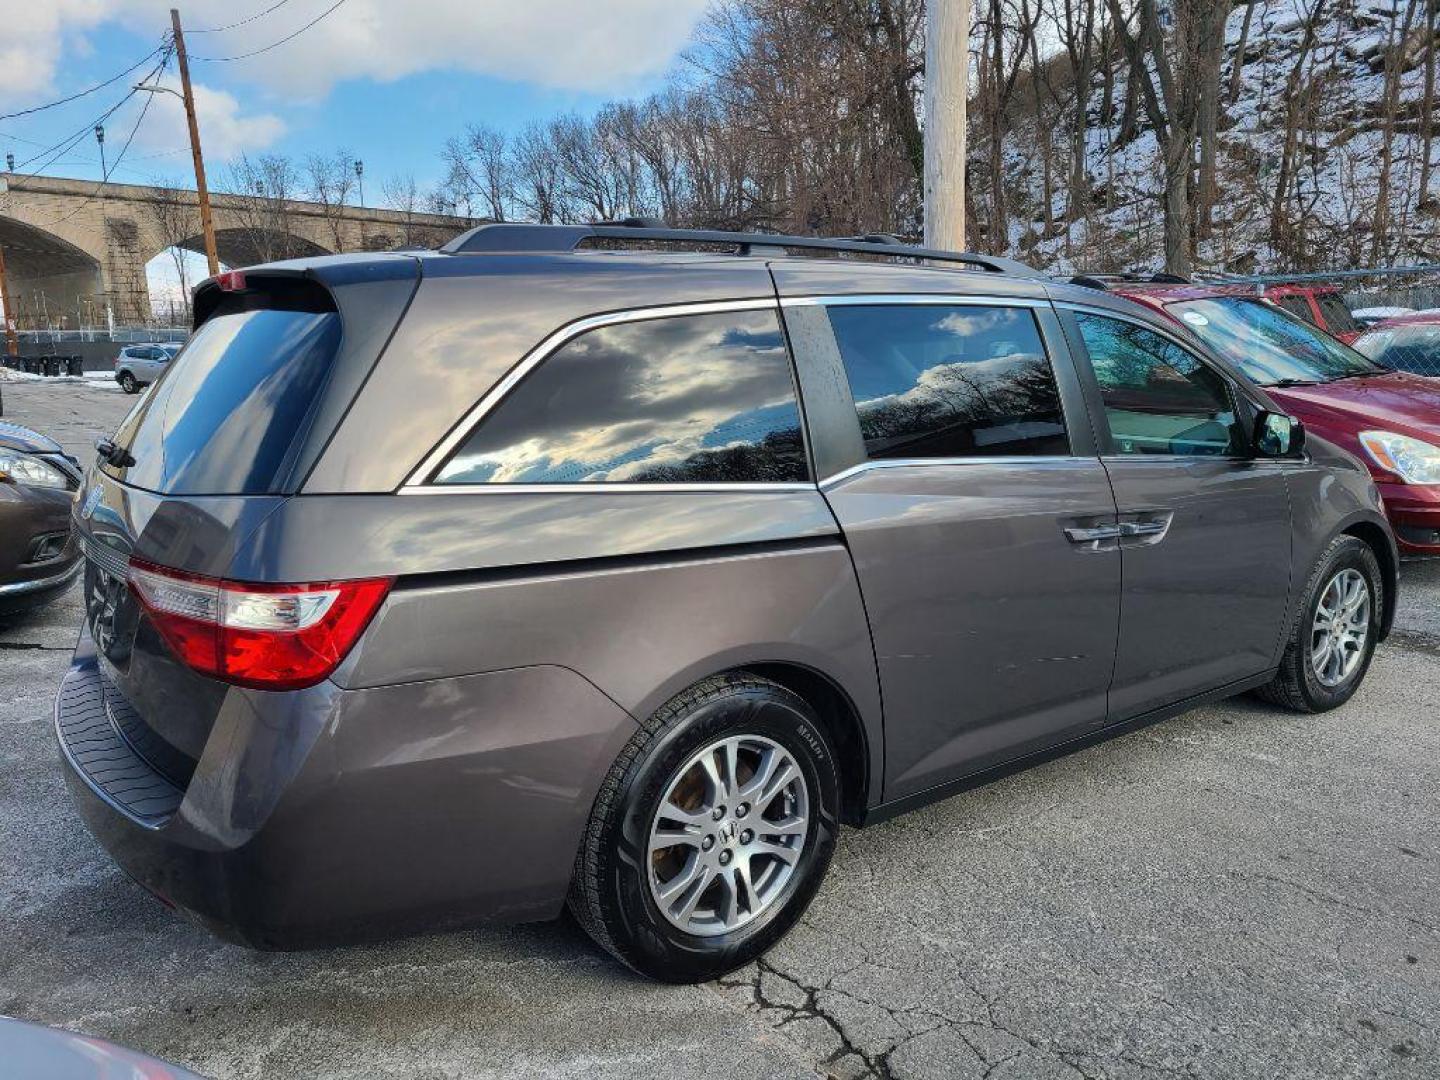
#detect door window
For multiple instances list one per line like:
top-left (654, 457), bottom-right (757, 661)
top-left (1074, 313), bottom-right (1242, 457)
top-left (434, 309), bottom-right (808, 484)
top-left (826, 304), bottom-right (1069, 459)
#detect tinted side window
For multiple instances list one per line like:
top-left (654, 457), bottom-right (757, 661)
top-left (827, 304), bottom-right (1068, 460)
top-left (1075, 313), bottom-right (1242, 457)
top-left (434, 309), bottom-right (808, 484)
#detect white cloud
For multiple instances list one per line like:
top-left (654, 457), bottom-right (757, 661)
top-left (1, 0), bottom-right (711, 107)
top-left (0, 1), bottom-right (113, 101)
top-left (131, 75), bottom-right (286, 160)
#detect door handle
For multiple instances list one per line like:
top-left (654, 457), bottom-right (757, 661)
top-left (1117, 520), bottom-right (1167, 537)
top-left (1063, 523), bottom-right (1121, 545)
top-left (1117, 510), bottom-right (1174, 546)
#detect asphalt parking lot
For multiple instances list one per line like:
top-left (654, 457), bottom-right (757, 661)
top-left (1, 378), bottom-right (1436, 1079)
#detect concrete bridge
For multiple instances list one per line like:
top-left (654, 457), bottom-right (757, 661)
top-left (0, 174), bottom-right (471, 326)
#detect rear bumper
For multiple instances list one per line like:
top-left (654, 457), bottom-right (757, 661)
top-left (56, 625), bottom-right (637, 948)
top-left (1377, 481), bottom-right (1440, 555)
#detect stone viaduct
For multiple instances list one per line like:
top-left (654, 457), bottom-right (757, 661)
top-left (0, 173), bottom-right (471, 326)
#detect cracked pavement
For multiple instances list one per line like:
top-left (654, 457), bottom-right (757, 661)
top-left (1, 381), bottom-right (1437, 1078)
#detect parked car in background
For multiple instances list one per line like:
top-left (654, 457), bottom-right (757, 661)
top-left (1352, 305), bottom-right (1414, 330)
top-left (59, 226), bottom-right (1396, 984)
top-left (0, 421), bottom-right (82, 614)
top-left (1104, 278), bottom-right (1440, 554)
top-left (114, 342), bottom-right (180, 393)
top-left (1263, 282), bottom-right (1362, 343)
top-left (1, 1015), bottom-right (203, 1080)
top-left (1354, 312), bottom-right (1440, 378)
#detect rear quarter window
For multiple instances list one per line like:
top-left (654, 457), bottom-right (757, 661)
top-left (104, 299), bottom-right (341, 495)
top-left (433, 308), bottom-right (809, 485)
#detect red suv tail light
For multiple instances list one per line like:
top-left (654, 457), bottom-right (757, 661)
top-left (128, 559), bottom-right (392, 690)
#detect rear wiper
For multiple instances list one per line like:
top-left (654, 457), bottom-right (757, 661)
top-left (95, 437), bottom-right (136, 468)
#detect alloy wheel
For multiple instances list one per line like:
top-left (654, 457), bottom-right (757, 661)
top-left (647, 734), bottom-right (809, 937)
top-left (1310, 568), bottom-right (1370, 688)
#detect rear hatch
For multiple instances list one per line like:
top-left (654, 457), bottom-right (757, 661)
top-left (74, 261), bottom-right (418, 784)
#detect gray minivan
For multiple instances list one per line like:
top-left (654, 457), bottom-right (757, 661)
top-left (58, 225), bottom-right (1397, 983)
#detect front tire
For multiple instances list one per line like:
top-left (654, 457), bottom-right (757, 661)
top-left (1255, 535), bottom-right (1382, 713)
top-left (568, 672), bottom-right (840, 983)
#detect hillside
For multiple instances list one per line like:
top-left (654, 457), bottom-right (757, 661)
top-left (1007, 0), bottom-right (1438, 273)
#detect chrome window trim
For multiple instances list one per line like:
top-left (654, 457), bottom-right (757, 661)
top-left (819, 455), bottom-right (1098, 489)
top-left (404, 297), bottom-right (781, 488)
top-left (781, 294), bottom-right (1041, 309)
top-left (398, 481), bottom-right (818, 496)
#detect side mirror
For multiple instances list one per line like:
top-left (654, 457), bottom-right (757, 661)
top-left (1254, 411), bottom-right (1305, 458)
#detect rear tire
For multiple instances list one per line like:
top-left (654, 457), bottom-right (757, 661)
top-left (568, 672), bottom-right (840, 983)
top-left (118, 371), bottom-right (138, 394)
top-left (1254, 535), bottom-right (1382, 713)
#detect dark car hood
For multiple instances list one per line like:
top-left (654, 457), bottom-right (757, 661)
top-left (0, 421), bottom-right (64, 455)
top-left (1265, 371), bottom-right (1440, 442)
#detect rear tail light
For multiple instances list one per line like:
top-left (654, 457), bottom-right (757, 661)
top-left (128, 559), bottom-right (392, 690)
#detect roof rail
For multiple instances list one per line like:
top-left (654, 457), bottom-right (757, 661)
top-left (1062, 270), bottom-right (1192, 290)
top-left (439, 221), bottom-right (1045, 279)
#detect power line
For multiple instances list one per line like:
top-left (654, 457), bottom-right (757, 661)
top-left (35, 73), bottom-right (167, 228)
top-left (191, 0), bottom-right (351, 62)
top-left (0, 43), bottom-right (166, 122)
top-left (189, 0), bottom-right (296, 34)
top-left (4, 49), bottom-right (170, 185)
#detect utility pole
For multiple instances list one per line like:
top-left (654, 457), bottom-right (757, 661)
top-left (0, 248), bottom-right (17, 356)
top-left (0, 247), bottom-right (16, 416)
top-left (924, 0), bottom-right (970, 252)
top-left (171, 8), bottom-right (220, 277)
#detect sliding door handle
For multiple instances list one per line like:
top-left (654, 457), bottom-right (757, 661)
top-left (1063, 523), bottom-right (1121, 545)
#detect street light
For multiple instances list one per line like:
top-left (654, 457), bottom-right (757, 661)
top-left (354, 159), bottom-right (364, 207)
top-left (94, 125), bottom-right (106, 179)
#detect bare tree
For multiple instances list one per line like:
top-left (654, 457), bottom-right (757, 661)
top-left (227, 154), bottom-right (304, 263)
top-left (304, 149), bottom-right (357, 252)
top-left (145, 182), bottom-right (202, 323)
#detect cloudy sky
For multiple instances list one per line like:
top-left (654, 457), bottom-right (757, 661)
top-left (0, 0), bottom-right (709, 190)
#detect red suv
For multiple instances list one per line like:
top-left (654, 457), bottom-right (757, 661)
top-left (1102, 280), bottom-right (1440, 554)
top-left (1263, 283), bottom-right (1363, 344)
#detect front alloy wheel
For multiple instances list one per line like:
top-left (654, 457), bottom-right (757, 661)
top-left (1310, 568), bottom-right (1371, 688)
top-left (1256, 534), bottom-right (1382, 712)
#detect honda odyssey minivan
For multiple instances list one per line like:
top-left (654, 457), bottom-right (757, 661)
top-left (58, 224), bottom-right (1397, 983)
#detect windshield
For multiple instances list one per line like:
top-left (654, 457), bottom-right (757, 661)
top-left (1166, 296), bottom-right (1385, 386)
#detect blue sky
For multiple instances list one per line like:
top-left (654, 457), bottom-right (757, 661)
top-left (0, 1), bottom-right (709, 195)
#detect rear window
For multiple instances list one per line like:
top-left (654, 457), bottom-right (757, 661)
top-left (1317, 293), bottom-right (1358, 334)
top-left (104, 296), bottom-right (341, 495)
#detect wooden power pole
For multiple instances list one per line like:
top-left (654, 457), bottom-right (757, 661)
top-left (0, 247), bottom-right (17, 357)
top-left (0, 246), bottom-right (14, 417)
top-left (171, 8), bottom-right (220, 277)
top-left (924, 0), bottom-right (970, 252)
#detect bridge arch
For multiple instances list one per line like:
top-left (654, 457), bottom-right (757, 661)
top-left (0, 214), bottom-right (105, 327)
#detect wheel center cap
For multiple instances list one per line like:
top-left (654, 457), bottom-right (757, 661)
top-left (716, 819), bottom-right (738, 844)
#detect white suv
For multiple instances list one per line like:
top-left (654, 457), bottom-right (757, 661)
top-left (114, 343), bottom-right (180, 393)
